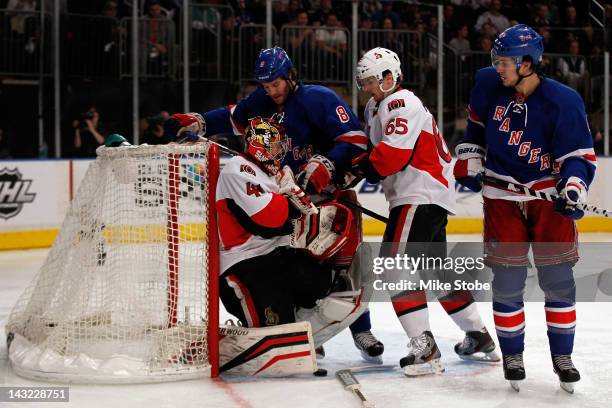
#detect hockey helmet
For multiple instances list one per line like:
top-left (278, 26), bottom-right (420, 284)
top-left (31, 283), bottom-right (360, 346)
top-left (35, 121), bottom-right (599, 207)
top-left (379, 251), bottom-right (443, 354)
top-left (491, 24), bottom-right (543, 68)
top-left (355, 47), bottom-right (402, 92)
top-left (244, 116), bottom-right (288, 174)
top-left (254, 47), bottom-right (294, 83)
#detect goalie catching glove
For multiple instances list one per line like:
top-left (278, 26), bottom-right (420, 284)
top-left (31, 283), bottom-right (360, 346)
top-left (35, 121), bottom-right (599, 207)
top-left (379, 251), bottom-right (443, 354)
top-left (276, 166), bottom-right (318, 216)
top-left (163, 113), bottom-right (206, 141)
top-left (290, 202), bottom-right (352, 260)
top-left (296, 154), bottom-right (336, 194)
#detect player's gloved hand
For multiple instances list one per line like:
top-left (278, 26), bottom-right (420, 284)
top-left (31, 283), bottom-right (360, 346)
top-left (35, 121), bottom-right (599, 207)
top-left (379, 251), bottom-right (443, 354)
top-left (163, 113), bottom-right (206, 140)
top-left (276, 166), bottom-right (318, 216)
top-left (296, 154), bottom-right (336, 194)
top-left (554, 176), bottom-right (587, 220)
top-left (453, 143), bottom-right (486, 192)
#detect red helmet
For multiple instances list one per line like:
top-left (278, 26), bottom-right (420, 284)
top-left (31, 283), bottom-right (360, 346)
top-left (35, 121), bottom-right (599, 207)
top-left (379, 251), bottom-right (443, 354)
top-left (244, 117), bottom-right (288, 174)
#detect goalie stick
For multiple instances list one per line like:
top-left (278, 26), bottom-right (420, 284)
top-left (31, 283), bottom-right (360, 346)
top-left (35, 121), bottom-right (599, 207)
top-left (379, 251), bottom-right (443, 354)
top-left (336, 369), bottom-right (376, 408)
top-left (180, 132), bottom-right (390, 223)
top-left (482, 175), bottom-right (611, 217)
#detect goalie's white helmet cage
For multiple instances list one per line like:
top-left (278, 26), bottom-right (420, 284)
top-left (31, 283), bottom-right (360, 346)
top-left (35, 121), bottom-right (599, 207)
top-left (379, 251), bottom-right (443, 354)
top-left (5, 142), bottom-right (220, 383)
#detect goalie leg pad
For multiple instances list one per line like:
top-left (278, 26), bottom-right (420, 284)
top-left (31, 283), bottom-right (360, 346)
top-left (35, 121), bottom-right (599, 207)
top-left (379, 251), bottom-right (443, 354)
top-left (218, 322), bottom-right (317, 376)
top-left (296, 293), bottom-right (368, 347)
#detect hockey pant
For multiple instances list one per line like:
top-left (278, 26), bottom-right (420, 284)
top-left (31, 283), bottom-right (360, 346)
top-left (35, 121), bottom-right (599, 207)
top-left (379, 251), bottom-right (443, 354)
top-left (381, 203), bottom-right (485, 337)
top-left (485, 198), bottom-right (577, 355)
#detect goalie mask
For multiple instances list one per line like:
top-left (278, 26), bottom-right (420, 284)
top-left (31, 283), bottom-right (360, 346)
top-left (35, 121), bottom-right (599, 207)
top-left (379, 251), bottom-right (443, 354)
top-left (244, 117), bottom-right (288, 175)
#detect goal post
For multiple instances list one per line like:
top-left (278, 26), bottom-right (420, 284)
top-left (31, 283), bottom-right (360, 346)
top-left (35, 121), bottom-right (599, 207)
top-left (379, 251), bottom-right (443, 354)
top-left (5, 142), bottom-right (220, 383)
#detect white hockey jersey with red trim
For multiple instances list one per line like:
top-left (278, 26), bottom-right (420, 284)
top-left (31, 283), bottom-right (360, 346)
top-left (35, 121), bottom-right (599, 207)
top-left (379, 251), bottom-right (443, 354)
top-left (364, 89), bottom-right (456, 213)
top-left (216, 155), bottom-right (290, 274)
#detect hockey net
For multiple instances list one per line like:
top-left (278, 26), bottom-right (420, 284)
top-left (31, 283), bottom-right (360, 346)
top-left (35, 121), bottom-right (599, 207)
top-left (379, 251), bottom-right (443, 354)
top-left (5, 142), bottom-right (220, 383)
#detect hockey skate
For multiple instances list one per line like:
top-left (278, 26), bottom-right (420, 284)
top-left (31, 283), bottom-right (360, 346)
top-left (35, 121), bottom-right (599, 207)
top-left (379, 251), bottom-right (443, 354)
top-left (503, 353), bottom-right (526, 392)
top-left (352, 330), bottom-right (384, 364)
top-left (454, 328), bottom-right (500, 362)
top-left (400, 331), bottom-right (444, 376)
top-left (552, 354), bottom-right (580, 394)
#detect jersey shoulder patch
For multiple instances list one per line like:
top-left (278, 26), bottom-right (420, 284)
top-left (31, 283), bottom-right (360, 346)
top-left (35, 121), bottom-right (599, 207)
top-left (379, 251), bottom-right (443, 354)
top-left (386, 98), bottom-right (406, 112)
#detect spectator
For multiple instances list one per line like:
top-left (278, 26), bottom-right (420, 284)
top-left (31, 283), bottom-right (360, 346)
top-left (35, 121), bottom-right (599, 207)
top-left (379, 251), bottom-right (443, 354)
top-left (73, 106), bottom-right (106, 158)
top-left (557, 40), bottom-right (587, 94)
top-left (315, 13), bottom-right (347, 79)
top-left (372, 0), bottom-right (400, 29)
top-left (286, 9), bottom-right (314, 77)
top-left (0, 127), bottom-right (12, 159)
top-left (479, 35), bottom-right (492, 52)
top-left (360, 0), bottom-right (381, 20)
top-left (143, 0), bottom-right (171, 75)
top-left (7, 0), bottom-right (36, 35)
top-left (531, 3), bottom-right (551, 27)
top-left (443, 4), bottom-right (456, 40)
top-left (311, 0), bottom-right (336, 26)
top-left (474, 0), bottom-right (509, 36)
top-left (381, 17), bottom-right (403, 59)
top-left (449, 24), bottom-right (471, 53)
top-left (562, 5), bottom-right (581, 28)
top-left (99, 1), bottom-right (122, 75)
top-left (478, 21), bottom-right (497, 41)
top-left (142, 111), bottom-right (172, 145)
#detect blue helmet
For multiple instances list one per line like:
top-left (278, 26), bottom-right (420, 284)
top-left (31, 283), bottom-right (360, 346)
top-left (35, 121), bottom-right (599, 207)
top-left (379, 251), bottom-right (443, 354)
top-left (254, 47), bottom-right (293, 83)
top-left (492, 24), bottom-right (543, 67)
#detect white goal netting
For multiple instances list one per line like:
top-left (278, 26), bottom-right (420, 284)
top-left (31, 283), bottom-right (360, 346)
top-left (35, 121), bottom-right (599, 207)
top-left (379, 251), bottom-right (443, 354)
top-left (6, 143), bottom-right (220, 383)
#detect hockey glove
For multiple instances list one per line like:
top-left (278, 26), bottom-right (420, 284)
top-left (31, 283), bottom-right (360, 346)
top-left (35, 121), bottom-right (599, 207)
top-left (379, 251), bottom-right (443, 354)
top-left (290, 203), bottom-right (352, 260)
top-left (276, 166), bottom-right (318, 216)
top-left (163, 113), bottom-right (206, 141)
top-left (453, 143), bottom-right (485, 192)
top-left (554, 176), bottom-right (587, 220)
top-left (296, 154), bottom-right (335, 194)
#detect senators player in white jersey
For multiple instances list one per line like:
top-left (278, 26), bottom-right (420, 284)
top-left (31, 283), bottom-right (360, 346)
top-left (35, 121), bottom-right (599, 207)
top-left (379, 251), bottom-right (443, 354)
top-left (354, 47), bottom-right (499, 376)
top-left (217, 117), bottom-right (336, 328)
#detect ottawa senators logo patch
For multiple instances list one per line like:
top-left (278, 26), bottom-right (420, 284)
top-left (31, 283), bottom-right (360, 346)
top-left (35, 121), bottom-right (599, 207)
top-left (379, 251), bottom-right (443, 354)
top-left (240, 164), bottom-right (256, 177)
top-left (387, 99), bottom-right (405, 112)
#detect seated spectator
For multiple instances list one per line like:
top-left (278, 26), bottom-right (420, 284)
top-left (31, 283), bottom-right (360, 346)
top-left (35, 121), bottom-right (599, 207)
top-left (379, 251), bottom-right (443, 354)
top-left (531, 3), bottom-right (551, 27)
top-left (474, 0), bottom-right (509, 36)
top-left (144, 1), bottom-right (171, 76)
top-left (286, 9), bottom-right (314, 77)
top-left (315, 13), bottom-right (347, 80)
top-left (373, 0), bottom-right (400, 29)
top-left (563, 5), bottom-right (581, 28)
top-left (311, 0), bottom-right (336, 26)
top-left (443, 4), bottom-right (456, 40)
top-left (477, 21), bottom-right (497, 42)
top-left (449, 24), bottom-right (471, 53)
top-left (557, 40), bottom-right (587, 94)
top-left (73, 106), bottom-right (106, 158)
top-left (381, 17), bottom-right (403, 59)
top-left (7, 0), bottom-right (36, 35)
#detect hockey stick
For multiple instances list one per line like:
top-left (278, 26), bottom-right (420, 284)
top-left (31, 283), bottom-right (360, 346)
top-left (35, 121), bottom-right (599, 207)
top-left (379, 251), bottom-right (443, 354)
top-left (182, 133), bottom-right (389, 223)
top-left (336, 369), bottom-right (376, 408)
top-left (482, 175), bottom-right (612, 217)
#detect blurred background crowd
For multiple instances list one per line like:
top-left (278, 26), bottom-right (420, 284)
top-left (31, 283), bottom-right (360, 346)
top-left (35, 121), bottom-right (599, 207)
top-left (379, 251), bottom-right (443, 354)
top-left (0, 0), bottom-right (610, 159)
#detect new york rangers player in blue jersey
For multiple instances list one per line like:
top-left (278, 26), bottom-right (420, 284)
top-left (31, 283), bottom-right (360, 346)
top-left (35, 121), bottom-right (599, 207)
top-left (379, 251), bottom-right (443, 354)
top-left (453, 24), bottom-right (597, 393)
top-left (163, 47), bottom-right (384, 363)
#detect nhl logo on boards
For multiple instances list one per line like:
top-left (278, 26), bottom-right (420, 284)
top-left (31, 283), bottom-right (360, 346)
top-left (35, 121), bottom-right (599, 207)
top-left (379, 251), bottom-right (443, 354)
top-left (387, 99), bottom-right (405, 112)
top-left (0, 168), bottom-right (36, 220)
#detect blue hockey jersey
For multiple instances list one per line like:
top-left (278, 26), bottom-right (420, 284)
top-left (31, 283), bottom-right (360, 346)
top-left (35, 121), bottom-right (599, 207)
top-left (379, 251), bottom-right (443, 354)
top-left (463, 67), bottom-right (597, 200)
top-left (203, 84), bottom-right (367, 173)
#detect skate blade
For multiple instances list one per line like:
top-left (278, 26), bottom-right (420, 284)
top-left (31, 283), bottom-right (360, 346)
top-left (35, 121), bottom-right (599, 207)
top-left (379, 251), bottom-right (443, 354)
top-left (560, 382), bottom-right (575, 394)
top-left (359, 350), bottom-right (383, 365)
top-left (458, 349), bottom-right (501, 363)
top-left (509, 380), bottom-right (521, 392)
top-left (403, 358), bottom-right (444, 377)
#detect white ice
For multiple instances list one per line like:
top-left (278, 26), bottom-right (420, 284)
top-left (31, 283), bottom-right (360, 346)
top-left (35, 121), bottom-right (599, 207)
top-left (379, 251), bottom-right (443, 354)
top-left (1, 235), bottom-right (612, 408)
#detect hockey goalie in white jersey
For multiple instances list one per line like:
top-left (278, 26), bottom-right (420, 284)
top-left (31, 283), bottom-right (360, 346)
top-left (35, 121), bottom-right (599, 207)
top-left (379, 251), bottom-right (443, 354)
top-left (352, 47), bottom-right (499, 376)
top-left (215, 117), bottom-right (370, 376)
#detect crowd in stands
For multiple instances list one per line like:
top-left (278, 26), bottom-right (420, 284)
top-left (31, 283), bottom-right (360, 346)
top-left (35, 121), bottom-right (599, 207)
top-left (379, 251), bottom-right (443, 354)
top-left (1, 0), bottom-right (611, 157)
